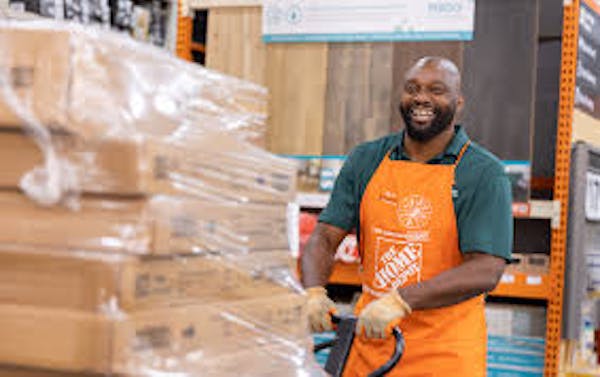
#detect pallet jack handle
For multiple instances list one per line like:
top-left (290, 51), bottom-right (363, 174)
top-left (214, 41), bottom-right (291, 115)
top-left (315, 314), bottom-right (405, 377)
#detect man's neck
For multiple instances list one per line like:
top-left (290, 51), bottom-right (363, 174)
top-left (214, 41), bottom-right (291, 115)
top-left (403, 126), bottom-right (455, 163)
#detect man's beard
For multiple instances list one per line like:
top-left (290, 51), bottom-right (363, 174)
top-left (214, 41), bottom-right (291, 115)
top-left (400, 102), bottom-right (456, 142)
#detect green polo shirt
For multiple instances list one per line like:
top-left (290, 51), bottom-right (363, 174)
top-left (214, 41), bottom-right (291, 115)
top-left (319, 126), bottom-right (513, 260)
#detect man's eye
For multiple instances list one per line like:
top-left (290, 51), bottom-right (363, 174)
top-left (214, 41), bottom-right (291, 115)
top-left (430, 86), bottom-right (446, 95)
top-left (405, 84), bottom-right (418, 94)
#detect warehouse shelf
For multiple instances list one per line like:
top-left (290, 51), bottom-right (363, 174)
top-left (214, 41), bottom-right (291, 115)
top-left (328, 262), bottom-right (550, 301)
top-left (297, 192), bottom-right (561, 227)
top-left (512, 200), bottom-right (562, 229)
top-left (489, 272), bottom-right (550, 300)
top-left (300, 192), bottom-right (560, 297)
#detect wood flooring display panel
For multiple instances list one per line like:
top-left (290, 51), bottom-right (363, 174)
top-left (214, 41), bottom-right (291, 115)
top-left (205, 6), bottom-right (266, 86)
top-left (200, 1), bottom-right (542, 160)
top-left (462, 0), bottom-right (539, 161)
top-left (323, 43), bottom-right (394, 154)
top-left (266, 43), bottom-right (329, 154)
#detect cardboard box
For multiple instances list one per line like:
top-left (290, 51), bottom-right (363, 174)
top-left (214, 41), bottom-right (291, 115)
top-left (183, 342), bottom-right (318, 377)
top-left (0, 132), bottom-right (151, 195)
top-left (0, 293), bottom-right (308, 374)
top-left (486, 303), bottom-right (547, 337)
top-left (506, 253), bottom-right (527, 273)
top-left (0, 366), bottom-right (99, 377)
top-left (0, 28), bottom-right (70, 128)
top-left (506, 253), bottom-right (550, 275)
top-left (0, 346), bottom-right (314, 377)
top-left (525, 254), bottom-right (549, 274)
top-left (0, 25), bottom-right (268, 136)
top-left (0, 247), bottom-right (294, 311)
top-left (65, 29), bottom-right (268, 140)
top-left (504, 161), bottom-right (531, 203)
top-left (0, 131), bottom-right (295, 202)
top-left (0, 191), bottom-right (290, 254)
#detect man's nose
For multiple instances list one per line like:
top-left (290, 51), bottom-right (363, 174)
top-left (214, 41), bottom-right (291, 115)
top-left (413, 90), bottom-right (432, 104)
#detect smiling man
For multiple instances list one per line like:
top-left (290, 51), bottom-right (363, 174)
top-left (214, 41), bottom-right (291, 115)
top-left (301, 57), bottom-right (513, 376)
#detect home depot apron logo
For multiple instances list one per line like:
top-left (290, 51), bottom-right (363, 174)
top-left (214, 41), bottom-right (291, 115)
top-left (372, 240), bottom-right (423, 291)
top-left (396, 194), bottom-right (433, 229)
top-left (365, 194), bottom-right (432, 296)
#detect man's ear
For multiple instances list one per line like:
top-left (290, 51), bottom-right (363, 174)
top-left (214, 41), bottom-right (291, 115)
top-left (456, 95), bottom-right (465, 114)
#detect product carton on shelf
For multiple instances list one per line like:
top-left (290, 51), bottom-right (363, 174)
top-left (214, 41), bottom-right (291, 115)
top-left (485, 303), bottom-right (547, 337)
top-left (506, 253), bottom-right (527, 274)
top-left (0, 293), bottom-right (308, 374)
top-left (0, 191), bottom-right (290, 254)
top-left (0, 23), bottom-right (292, 205)
top-left (0, 131), bottom-right (296, 203)
top-left (506, 253), bottom-right (550, 275)
top-left (0, 247), bottom-right (295, 312)
top-left (0, 28), bottom-right (70, 128)
top-left (525, 253), bottom-right (550, 274)
top-left (0, 26), bottom-right (267, 139)
top-left (0, 366), bottom-right (95, 377)
top-left (0, 341), bottom-right (319, 377)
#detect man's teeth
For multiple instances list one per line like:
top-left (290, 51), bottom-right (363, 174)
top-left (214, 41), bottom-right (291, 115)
top-left (411, 109), bottom-right (434, 117)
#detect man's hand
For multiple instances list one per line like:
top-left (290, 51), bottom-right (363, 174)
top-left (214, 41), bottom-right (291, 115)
top-left (357, 290), bottom-right (412, 339)
top-left (306, 286), bottom-right (338, 332)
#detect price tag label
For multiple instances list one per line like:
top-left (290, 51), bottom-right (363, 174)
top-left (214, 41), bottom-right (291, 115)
top-left (526, 275), bottom-right (542, 285)
top-left (501, 274), bottom-right (515, 284)
top-left (586, 171), bottom-right (600, 221)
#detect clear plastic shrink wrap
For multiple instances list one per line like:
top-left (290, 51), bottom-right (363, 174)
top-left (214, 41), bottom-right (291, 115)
top-left (0, 20), bottom-right (292, 204)
top-left (0, 20), bottom-right (323, 377)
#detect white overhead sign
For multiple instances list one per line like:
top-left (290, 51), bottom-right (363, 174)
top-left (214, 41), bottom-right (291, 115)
top-left (263, 0), bottom-right (475, 43)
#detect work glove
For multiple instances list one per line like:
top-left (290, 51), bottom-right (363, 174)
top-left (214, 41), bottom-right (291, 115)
top-left (306, 286), bottom-right (337, 332)
top-left (357, 290), bottom-right (412, 339)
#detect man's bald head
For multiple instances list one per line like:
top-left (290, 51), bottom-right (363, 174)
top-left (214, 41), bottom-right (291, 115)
top-left (406, 56), bottom-right (462, 94)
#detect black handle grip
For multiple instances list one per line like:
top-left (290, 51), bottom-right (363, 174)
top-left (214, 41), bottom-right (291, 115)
top-left (330, 313), bottom-right (342, 325)
top-left (367, 327), bottom-right (405, 377)
top-left (315, 314), bottom-right (406, 377)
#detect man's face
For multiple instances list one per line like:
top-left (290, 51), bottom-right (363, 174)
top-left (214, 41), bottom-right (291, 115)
top-left (399, 65), bottom-right (462, 142)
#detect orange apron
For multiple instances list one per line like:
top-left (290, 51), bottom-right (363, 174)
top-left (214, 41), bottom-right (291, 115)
top-left (343, 141), bottom-right (487, 377)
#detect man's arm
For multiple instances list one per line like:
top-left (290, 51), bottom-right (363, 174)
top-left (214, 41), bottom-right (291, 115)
top-left (300, 222), bottom-right (349, 288)
top-left (399, 252), bottom-right (506, 310)
top-left (356, 252), bottom-right (506, 338)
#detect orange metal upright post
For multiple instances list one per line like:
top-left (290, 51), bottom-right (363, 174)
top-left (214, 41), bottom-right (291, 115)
top-left (175, 0), bottom-right (193, 61)
top-left (544, 1), bottom-right (579, 376)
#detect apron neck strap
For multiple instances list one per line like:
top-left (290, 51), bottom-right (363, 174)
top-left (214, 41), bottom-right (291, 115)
top-left (387, 139), bottom-right (471, 164)
top-left (454, 140), bottom-right (471, 166)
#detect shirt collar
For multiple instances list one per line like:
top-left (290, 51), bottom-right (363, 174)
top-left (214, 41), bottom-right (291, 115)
top-left (393, 125), bottom-right (470, 163)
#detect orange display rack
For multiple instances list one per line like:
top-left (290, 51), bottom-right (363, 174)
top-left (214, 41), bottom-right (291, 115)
top-left (175, 0), bottom-right (193, 61)
top-left (545, 0), bottom-right (579, 375)
top-left (329, 265), bottom-right (551, 301)
top-left (491, 272), bottom-right (550, 301)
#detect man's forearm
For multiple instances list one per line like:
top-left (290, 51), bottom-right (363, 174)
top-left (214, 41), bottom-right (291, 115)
top-left (398, 253), bottom-right (506, 310)
top-left (300, 223), bottom-right (348, 288)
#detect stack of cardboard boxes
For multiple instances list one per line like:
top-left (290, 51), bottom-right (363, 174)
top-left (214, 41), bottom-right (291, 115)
top-left (0, 22), bottom-right (319, 377)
